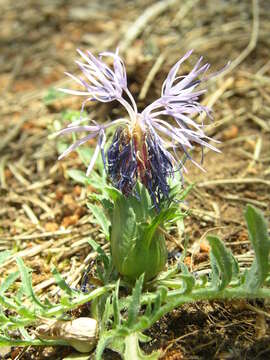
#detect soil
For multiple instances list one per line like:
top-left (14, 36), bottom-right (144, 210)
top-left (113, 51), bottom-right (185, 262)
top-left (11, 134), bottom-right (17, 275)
top-left (0, 0), bottom-right (270, 359)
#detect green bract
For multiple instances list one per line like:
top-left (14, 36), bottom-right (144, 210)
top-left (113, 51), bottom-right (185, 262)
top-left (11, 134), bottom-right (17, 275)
top-left (110, 187), bottom-right (168, 281)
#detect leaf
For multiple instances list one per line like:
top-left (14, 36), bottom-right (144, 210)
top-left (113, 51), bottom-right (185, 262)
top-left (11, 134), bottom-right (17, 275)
top-left (87, 203), bottom-right (110, 239)
top-left (144, 208), bottom-right (176, 249)
top-left (113, 279), bottom-right (120, 328)
top-left (67, 169), bottom-right (90, 185)
top-left (207, 235), bottom-right (233, 290)
top-left (153, 292), bottom-right (161, 314)
top-left (0, 271), bottom-right (20, 295)
top-left (101, 295), bottom-right (112, 332)
top-left (244, 205), bottom-right (270, 291)
top-left (19, 327), bottom-right (32, 341)
top-left (179, 274), bottom-right (195, 294)
top-left (87, 238), bottom-right (109, 267)
top-left (95, 332), bottom-right (115, 360)
top-left (16, 258), bottom-right (46, 309)
top-left (76, 146), bottom-right (94, 166)
top-left (52, 267), bottom-right (77, 296)
top-left (124, 333), bottom-right (160, 360)
top-left (126, 274), bottom-right (144, 328)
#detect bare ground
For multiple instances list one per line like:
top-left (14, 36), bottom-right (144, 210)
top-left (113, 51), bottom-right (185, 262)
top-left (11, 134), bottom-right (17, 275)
top-left (0, 0), bottom-right (270, 359)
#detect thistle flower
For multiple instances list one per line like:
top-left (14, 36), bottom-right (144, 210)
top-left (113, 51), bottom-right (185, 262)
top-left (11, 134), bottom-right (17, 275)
top-left (58, 49), bottom-right (220, 206)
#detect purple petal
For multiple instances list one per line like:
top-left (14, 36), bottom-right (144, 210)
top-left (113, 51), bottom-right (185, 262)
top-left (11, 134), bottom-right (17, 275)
top-left (58, 133), bottom-right (98, 160)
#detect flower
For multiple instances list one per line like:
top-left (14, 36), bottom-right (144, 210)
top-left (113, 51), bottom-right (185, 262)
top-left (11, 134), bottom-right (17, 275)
top-left (58, 49), bottom-right (220, 206)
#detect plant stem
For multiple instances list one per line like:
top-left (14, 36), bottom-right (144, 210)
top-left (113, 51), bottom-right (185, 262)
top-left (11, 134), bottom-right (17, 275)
top-left (134, 286), bottom-right (270, 331)
top-left (45, 284), bottom-right (114, 317)
top-left (0, 337), bottom-right (69, 347)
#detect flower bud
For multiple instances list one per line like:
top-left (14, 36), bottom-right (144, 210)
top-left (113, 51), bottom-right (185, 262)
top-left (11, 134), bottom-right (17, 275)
top-left (110, 185), bottom-right (168, 281)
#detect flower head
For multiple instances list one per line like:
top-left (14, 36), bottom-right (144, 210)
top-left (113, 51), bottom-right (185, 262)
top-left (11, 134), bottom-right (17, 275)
top-left (58, 49), bottom-right (221, 207)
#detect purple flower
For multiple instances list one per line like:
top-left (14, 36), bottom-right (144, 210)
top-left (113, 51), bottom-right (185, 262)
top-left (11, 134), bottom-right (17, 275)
top-left (57, 49), bottom-right (221, 206)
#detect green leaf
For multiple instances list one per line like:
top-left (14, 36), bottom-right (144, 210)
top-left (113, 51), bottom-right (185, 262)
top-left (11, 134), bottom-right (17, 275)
top-left (244, 205), bottom-right (270, 291)
top-left (67, 169), bottom-right (90, 185)
top-left (52, 267), bottom-right (77, 296)
top-left (126, 274), bottom-right (144, 327)
top-left (179, 274), bottom-right (195, 294)
top-left (87, 238), bottom-right (109, 267)
top-left (19, 327), bottom-right (32, 340)
top-left (0, 271), bottom-right (20, 295)
top-left (95, 332), bottom-right (115, 360)
top-left (16, 257), bottom-right (46, 309)
top-left (101, 295), bottom-right (112, 332)
top-left (153, 292), bottom-right (161, 314)
top-left (124, 333), bottom-right (160, 360)
top-left (143, 207), bottom-right (177, 249)
top-left (76, 146), bottom-right (94, 166)
top-left (207, 235), bottom-right (233, 290)
top-left (87, 203), bottom-right (110, 239)
top-left (113, 279), bottom-right (120, 328)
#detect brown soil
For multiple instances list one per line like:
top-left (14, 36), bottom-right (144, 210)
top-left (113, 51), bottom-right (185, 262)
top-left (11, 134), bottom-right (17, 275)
top-left (0, 0), bottom-right (270, 359)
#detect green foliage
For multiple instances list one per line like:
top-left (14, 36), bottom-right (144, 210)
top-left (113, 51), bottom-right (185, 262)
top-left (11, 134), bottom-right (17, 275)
top-left (243, 204), bottom-right (270, 291)
top-left (1, 199), bottom-right (269, 360)
top-left (0, 256), bottom-right (113, 346)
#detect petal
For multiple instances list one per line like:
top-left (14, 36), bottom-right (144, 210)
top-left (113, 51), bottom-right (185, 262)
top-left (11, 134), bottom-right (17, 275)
top-left (58, 88), bottom-right (91, 96)
top-left (58, 133), bottom-right (98, 160)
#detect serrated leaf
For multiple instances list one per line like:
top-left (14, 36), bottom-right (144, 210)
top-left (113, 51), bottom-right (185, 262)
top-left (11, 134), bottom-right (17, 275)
top-left (87, 203), bottom-right (110, 239)
top-left (207, 235), bottom-right (233, 290)
top-left (126, 274), bottom-right (144, 327)
top-left (244, 205), bottom-right (270, 291)
top-left (16, 258), bottom-right (45, 309)
top-left (0, 271), bottom-right (20, 295)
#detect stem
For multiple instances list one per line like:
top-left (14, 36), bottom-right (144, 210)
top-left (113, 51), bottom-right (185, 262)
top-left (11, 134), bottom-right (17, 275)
top-left (134, 286), bottom-right (270, 332)
top-left (0, 337), bottom-right (69, 347)
top-left (45, 284), bottom-right (114, 317)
